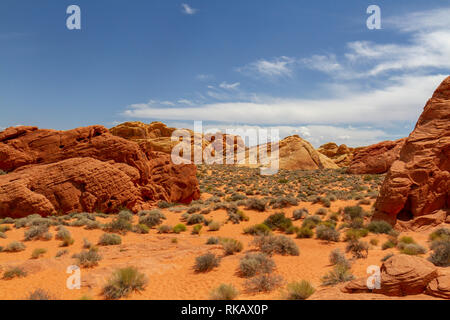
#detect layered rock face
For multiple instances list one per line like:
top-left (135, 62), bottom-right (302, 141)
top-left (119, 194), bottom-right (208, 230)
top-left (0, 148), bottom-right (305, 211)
top-left (318, 142), bottom-right (356, 167)
top-left (343, 254), bottom-right (449, 299)
top-left (374, 76), bottom-right (450, 228)
top-left (0, 125), bottom-right (200, 218)
top-left (347, 138), bottom-right (406, 174)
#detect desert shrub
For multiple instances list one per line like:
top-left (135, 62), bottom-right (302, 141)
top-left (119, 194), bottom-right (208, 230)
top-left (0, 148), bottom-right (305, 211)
top-left (138, 210), bottom-right (166, 228)
top-left (3, 267), bottom-right (27, 279)
top-left (194, 253), bottom-right (220, 272)
top-left (133, 224), bottom-right (150, 234)
top-left (321, 263), bottom-right (354, 286)
top-left (252, 235), bottom-right (299, 256)
top-left (85, 220), bottom-right (102, 230)
top-left (367, 220), bottom-right (393, 234)
top-left (105, 217), bottom-right (132, 234)
top-left (349, 217), bottom-right (364, 229)
top-left (316, 225), bottom-right (340, 242)
top-left (173, 223), bottom-right (187, 234)
top-left (187, 214), bottom-right (205, 225)
top-left (244, 274), bottom-right (283, 293)
top-left (118, 210), bottom-right (133, 221)
top-left (98, 233), bottom-right (122, 246)
top-left (0, 225), bottom-right (11, 232)
top-left (157, 201), bottom-right (171, 209)
top-left (344, 228), bottom-right (369, 241)
top-left (55, 227), bottom-right (74, 246)
top-left (209, 284), bottom-right (238, 300)
top-left (227, 210), bottom-right (249, 224)
top-left (329, 248), bottom-right (348, 266)
top-left (207, 221), bottom-right (221, 232)
top-left (102, 267), bottom-right (148, 300)
top-left (296, 227), bottom-right (314, 239)
top-left (187, 205), bottom-right (202, 214)
top-left (27, 289), bottom-right (51, 300)
top-left (302, 215), bottom-right (322, 229)
top-left (398, 236), bottom-right (415, 245)
top-left (55, 249), bottom-right (69, 258)
top-left (24, 225), bottom-right (51, 241)
top-left (4, 241), bottom-right (26, 252)
top-left (292, 208), bottom-right (308, 220)
top-left (83, 238), bottom-right (92, 249)
top-left (270, 196), bottom-right (298, 209)
top-left (221, 238), bottom-right (243, 255)
top-left (382, 239), bottom-right (397, 250)
top-left (343, 206), bottom-right (363, 220)
top-left (0, 232), bottom-right (6, 239)
top-left (206, 237), bottom-right (219, 245)
top-left (263, 213), bottom-right (292, 232)
top-left (400, 243), bottom-right (427, 255)
top-left (315, 208), bottom-right (328, 216)
top-left (283, 280), bottom-right (315, 300)
top-left (245, 198), bottom-right (266, 212)
top-left (192, 224), bottom-right (203, 235)
top-left (428, 240), bottom-right (450, 267)
top-left (429, 228), bottom-right (450, 242)
top-left (239, 253), bottom-right (275, 277)
top-left (157, 225), bottom-right (172, 234)
top-left (320, 197), bottom-right (331, 208)
top-left (370, 238), bottom-right (379, 246)
top-left (346, 240), bottom-right (369, 259)
top-left (201, 208), bottom-right (212, 215)
top-left (31, 248), bottom-right (47, 259)
top-left (73, 248), bottom-right (102, 268)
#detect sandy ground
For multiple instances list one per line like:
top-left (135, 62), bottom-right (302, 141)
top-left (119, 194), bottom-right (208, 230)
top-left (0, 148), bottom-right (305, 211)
top-left (0, 196), bottom-right (446, 300)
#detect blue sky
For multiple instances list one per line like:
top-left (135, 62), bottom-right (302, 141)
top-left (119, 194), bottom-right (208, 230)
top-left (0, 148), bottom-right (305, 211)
top-left (1, 0), bottom-right (449, 147)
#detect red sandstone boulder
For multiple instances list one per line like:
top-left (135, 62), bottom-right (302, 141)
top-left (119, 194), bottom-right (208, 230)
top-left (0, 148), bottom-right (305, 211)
top-left (0, 125), bottom-right (200, 217)
top-left (347, 138), bottom-right (406, 174)
top-left (426, 273), bottom-right (450, 299)
top-left (343, 254), bottom-right (439, 296)
top-left (374, 76), bottom-right (450, 227)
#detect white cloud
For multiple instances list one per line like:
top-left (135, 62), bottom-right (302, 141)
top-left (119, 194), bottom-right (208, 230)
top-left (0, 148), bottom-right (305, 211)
top-left (219, 82), bottom-right (240, 90)
top-left (181, 3), bottom-right (198, 15)
top-left (123, 74), bottom-right (446, 127)
top-left (177, 99), bottom-right (195, 106)
top-left (237, 56), bottom-right (296, 78)
top-left (303, 7), bottom-right (450, 78)
top-left (301, 54), bottom-right (342, 73)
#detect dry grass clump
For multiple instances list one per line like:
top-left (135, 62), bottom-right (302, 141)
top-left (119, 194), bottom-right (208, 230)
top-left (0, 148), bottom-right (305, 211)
top-left (209, 284), bottom-right (238, 300)
top-left (282, 280), bottom-right (315, 300)
top-left (194, 253), bottom-right (220, 272)
top-left (252, 235), bottom-right (299, 256)
top-left (102, 267), bottom-right (148, 300)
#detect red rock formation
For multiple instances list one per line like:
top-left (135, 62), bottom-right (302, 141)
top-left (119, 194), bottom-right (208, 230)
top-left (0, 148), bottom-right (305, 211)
top-left (0, 125), bottom-right (200, 217)
top-left (374, 76), bottom-right (450, 227)
top-left (347, 138), bottom-right (406, 174)
top-left (343, 254), bottom-right (439, 296)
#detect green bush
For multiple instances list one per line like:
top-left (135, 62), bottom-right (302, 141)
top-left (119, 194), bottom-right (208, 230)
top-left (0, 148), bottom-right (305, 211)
top-left (133, 224), bottom-right (150, 234)
top-left (4, 241), bottom-right (26, 252)
top-left (252, 235), bottom-right (299, 256)
top-left (263, 213), bottom-right (293, 232)
top-left (27, 289), bottom-right (51, 300)
top-left (367, 220), bottom-right (392, 234)
top-left (187, 214), bottom-right (205, 225)
top-left (243, 223), bottom-right (271, 236)
top-left (192, 224), bottom-right (203, 235)
top-left (206, 237), bottom-right (219, 245)
top-left (344, 228), bottom-right (369, 241)
top-left (316, 225), bottom-right (340, 242)
top-left (102, 267), bottom-right (148, 299)
top-left (428, 240), bottom-right (450, 267)
top-left (98, 233), bottom-right (122, 246)
top-left (321, 263), bottom-right (354, 286)
top-left (31, 248), bottom-right (47, 259)
top-left (208, 221), bottom-right (221, 231)
top-left (245, 198), bottom-right (266, 212)
top-left (24, 225), bottom-right (51, 241)
top-left (3, 267), bottom-right (27, 279)
top-left (400, 243), bottom-right (427, 255)
top-left (173, 223), bottom-right (187, 234)
top-left (73, 248), bottom-right (102, 268)
top-left (244, 274), bottom-right (283, 293)
top-left (283, 280), bottom-right (315, 300)
top-left (138, 210), bottom-right (166, 228)
top-left (239, 253), bottom-right (275, 277)
top-left (429, 228), bottom-right (450, 242)
top-left (104, 217), bottom-right (132, 234)
top-left (346, 240), bottom-right (369, 259)
top-left (210, 284), bottom-right (238, 300)
top-left (382, 239), bottom-right (397, 250)
top-left (194, 253), bottom-right (220, 272)
top-left (221, 238), bottom-right (243, 255)
top-left (343, 206), bottom-right (363, 220)
top-left (296, 227), bottom-right (313, 239)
